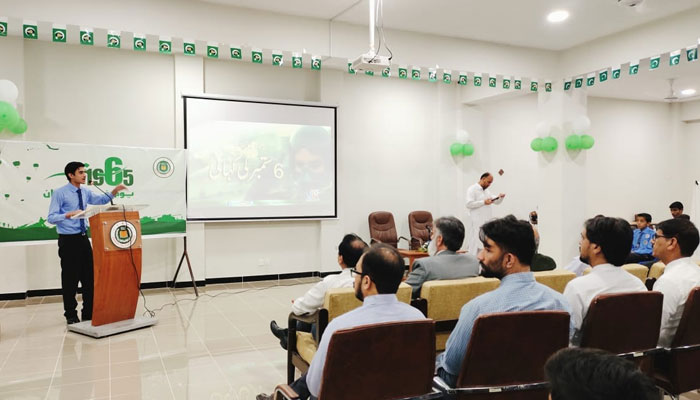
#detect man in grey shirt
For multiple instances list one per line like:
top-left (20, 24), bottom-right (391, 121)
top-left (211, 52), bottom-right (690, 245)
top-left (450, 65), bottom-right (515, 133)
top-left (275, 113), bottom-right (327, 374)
top-left (405, 216), bottom-right (480, 298)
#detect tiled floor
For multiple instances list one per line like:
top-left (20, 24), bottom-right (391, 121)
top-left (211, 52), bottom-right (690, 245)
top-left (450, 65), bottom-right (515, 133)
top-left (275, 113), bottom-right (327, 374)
top-left (1, 279), bottom-right (699, 400)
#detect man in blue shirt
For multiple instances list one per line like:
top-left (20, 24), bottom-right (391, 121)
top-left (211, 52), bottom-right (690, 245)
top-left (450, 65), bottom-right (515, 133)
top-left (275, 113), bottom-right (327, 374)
top-left (625, 213), bottom-right (655, 264)
top-left (256, 244), bottom-right (426, 400)
top-left (436, 215), bottom-right (572, 387)
top-left (47, 161), bottom-right (126, 324)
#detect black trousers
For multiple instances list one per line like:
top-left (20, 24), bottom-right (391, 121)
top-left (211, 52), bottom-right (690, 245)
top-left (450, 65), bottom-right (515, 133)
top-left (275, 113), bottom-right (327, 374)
top-left (58, 234), bottom-right (94, 320)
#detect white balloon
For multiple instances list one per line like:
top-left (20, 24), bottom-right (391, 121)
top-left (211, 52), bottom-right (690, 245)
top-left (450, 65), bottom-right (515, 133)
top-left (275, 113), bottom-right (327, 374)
top-left (572, 115), bottom-right (591, 133)
top-left (456, 129), bottom-right (469, 142)
top-left (0, 80), bottom-right (19, 104)
top-left (535, 121), bottom-right (550, 137)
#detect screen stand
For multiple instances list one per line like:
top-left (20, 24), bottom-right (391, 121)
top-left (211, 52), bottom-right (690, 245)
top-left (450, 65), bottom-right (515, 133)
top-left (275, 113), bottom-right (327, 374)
top-left (171, 237), bottom-right (199, 297)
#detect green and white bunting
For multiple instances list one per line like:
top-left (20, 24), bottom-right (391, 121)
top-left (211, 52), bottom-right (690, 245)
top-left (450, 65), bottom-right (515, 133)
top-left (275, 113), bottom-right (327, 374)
top-left (184, 40), bottom-right (195, 56)
top-left (382, 67), bottom-right (390, 78)
top-left (365, 70), bottom-right (374, 76)
top-left (230, 46), bottom-right (242, 59)
top-left (458, 72), bottom-right (467, 86)
top-left (292, 53), bottom-right (302, 68)
top-left (133, 34), bottom-right (146, 51)
top-left (599, 69), bottom-right (608, 83)
top-left (159, 37), bottom-right (172, 54)
top-left (107, 31), bottom-right (120, 48)
top-left (0, 17), bottom-right (7, 37)
top-left (399, 67), bottom-right (408, 79)
top-left (23, 21), bottom-right (38, 39)
top-left (411, 67), bottom-right (420, 80)
top-left (687, 46), bottom-right (698, 62)
top-left (52, 24), bottom-right (66, 43)
top-left (530, 79), bottom-right (538, 92)
top-left (272, 51), bottom-right (283, 66)
top-left (564, 79), bottom-right (572, 91)
top-left (473, 73), bottom-right (482, 87)
top-left (669, 50), bottom-right (681, 66)
top-left (488, 76), bottom-right (496, 88)
top-left (442, 70), bottom-right (451, 84)
top-left (649, 55), bottom-right (660, 70)
top-left (586, 73), bottom-right (595, 87)
top-left (502, 76), bottom-right (511, 89)
top-left (612, 66), bottom-right (621, 79)
top-left (252, 49), bottom-right (263, 64)
top-left (545, 81), bottom-right (552, 92)
top-left (311, 56), bottom-right (321, 70)
top-left (347, 61), bottom-right (355, 74)
top-left (428, 68), bottom-right (437, 82)
top-left (575, 77), bottom-right (583, 88)
top-left (514, 78), bottom-right (522, 90)
top-left (629, 60), bottom-right (639, 75)
top-left (80, 28), bottom-right (93, 46)
top-left (207, 43), bottom-right (219, 58)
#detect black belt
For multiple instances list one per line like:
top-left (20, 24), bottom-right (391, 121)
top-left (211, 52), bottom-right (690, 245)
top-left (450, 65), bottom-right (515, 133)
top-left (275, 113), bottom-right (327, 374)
top-left (59, 232), bottom-right (87, 237)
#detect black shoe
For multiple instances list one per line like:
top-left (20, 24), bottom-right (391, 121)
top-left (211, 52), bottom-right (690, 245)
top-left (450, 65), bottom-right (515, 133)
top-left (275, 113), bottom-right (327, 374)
top-left (280, 335), bottom-right (288, 351)
top-left (270, 320), bottom-right (288, 340)
top-left (255, 394), bottom-right (273, 400)
top-left (81, 315), bottom-right (92, 321)
top-left (66, 316), bottom-right (80, 325)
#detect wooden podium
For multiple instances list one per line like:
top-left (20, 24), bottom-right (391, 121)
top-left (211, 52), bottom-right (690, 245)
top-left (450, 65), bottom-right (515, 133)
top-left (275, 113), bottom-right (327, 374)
top-left (68, 204), bottom-right (157, 338)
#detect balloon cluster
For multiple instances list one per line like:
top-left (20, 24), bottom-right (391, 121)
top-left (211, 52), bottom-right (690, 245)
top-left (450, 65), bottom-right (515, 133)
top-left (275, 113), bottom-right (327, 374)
top-left (450, 142), bottom-right (475, 156)
top-left (530, 137), bottom-right (558, 152)
top-left (565, 134), bottom-right (594, 150)
top-left (0, 80), bottom-right (26, 134)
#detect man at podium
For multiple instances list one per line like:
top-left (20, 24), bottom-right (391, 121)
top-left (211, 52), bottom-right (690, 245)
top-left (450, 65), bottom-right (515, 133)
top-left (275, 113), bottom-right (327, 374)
top-left (47, 161), bottom-right (126, 325)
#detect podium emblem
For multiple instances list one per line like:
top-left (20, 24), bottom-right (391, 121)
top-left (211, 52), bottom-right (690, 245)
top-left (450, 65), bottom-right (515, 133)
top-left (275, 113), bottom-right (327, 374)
top-left (153, 157), bottom-right (174, 178)
top-left (110, 221), bottom-right (137, 249)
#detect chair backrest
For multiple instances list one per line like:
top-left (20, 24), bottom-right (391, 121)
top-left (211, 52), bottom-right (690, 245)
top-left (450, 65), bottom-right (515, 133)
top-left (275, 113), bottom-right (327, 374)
top-left (621, 264), bottom-right (649, 282)
top-left (369, 211), bottom-right (399, 248)
top-left (648, 262), bottom-right (665, 280)
top-left (408, 211), bottom-right (433, 245)
top-left (533, 270), bottom-right (576, 294)
top-left (457, 311), bottom-right (570, 388)
top-left (324, 283), bottom-right (413, 322)
top-left (671, 287), bottom-right (700, 347)
top-left (318, 320), bottom-right (436, 400)
top-left (580, 291), bottom-right (662, 354)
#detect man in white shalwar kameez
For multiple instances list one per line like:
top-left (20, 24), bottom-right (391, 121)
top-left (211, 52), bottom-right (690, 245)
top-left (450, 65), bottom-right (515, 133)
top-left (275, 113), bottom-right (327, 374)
top-left (465, 172), bottom-right (505, 254)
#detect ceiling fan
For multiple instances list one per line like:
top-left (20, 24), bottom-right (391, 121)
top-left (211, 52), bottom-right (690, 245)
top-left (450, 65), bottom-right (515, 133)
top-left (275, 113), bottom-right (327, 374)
top-left (664, 78), bottom-right (699, 102)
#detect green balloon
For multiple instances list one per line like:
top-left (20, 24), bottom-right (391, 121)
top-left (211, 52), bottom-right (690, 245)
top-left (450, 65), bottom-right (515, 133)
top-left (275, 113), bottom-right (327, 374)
top-left (543, 136), bottom-right (558, 152)
top-left (565, 134), bottom-right (581, 150)
top-left (0, 102), bottom-right (19, 130)
top-left (450, 142), bottom-right (463, 156)
top-left (9, 119), bottom-right (27, 134)
top-left (580, 135), bottom-right (595, 149)
top-left (462, 143), bottom-right (475, 156)
top-left (530, 138), bottom-right (544, 152)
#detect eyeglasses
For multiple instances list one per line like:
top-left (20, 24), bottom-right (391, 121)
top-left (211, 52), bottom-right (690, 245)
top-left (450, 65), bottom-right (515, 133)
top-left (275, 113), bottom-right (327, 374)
top-left (350, 268), bottom-right (365, 277)
top-left (652, 234), bottom-right (676, 242)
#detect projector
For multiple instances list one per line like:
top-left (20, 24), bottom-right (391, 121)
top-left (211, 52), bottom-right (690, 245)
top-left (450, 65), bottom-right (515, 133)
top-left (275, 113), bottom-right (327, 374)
top-left (351, 53), bottom-right (391, 73)
top-left (617, 0), bottom-right (644, 7)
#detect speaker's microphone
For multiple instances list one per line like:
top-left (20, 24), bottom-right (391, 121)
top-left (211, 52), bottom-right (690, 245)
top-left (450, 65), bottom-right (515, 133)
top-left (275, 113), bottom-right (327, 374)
top-left (89, 180), bottom-right (114, 205)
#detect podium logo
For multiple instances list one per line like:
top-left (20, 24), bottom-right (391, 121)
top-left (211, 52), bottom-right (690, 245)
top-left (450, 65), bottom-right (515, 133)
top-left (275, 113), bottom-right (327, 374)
top-left (110, 221), bottom-right (137, 249)
top-left (85, 157), bottom-right (134, 186)
top-left (153, 157), bottom-right (174, 178)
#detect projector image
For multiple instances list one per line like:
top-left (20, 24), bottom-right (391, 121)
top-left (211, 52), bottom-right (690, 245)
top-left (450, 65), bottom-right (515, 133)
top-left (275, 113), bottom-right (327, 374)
top-left (351, 53), bottom-right (391, 73)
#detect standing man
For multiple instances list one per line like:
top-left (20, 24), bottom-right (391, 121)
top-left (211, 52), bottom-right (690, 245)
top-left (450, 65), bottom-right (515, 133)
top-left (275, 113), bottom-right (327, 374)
top-left (47, 161), bottom-right (126, 324)
top-left (465, 172), bottom-right (505, 254)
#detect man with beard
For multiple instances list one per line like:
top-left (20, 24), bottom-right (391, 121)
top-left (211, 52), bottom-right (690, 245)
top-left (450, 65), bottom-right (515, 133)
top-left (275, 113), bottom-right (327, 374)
top-left (563, 216), bottom-right (647, 345)
top-left (256, 244), bottom-right (425, 400)
top-left (435, 215), bottom-right (571, 388)
top-left (465, 172), bottom-right (505, 254)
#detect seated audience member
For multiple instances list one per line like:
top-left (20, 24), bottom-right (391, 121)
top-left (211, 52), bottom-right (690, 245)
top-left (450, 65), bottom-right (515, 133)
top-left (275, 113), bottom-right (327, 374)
top-left (678, 213), bottom-right (691, 220)
top-left (405, 216), bottom-right (479, 298)
top-left (563, 216), bottom-right (647, 345)
top-left (563, 255), bottom-right (590, 277)
top-left (669, 201), bottom-right (686, 219)
top-left (625, 213), bottom-right (655, 264)
top-left (257, 244), bottom-right (426, 400)
top-left (651, 218), bottom-right (700, 347)
top-left (545, 347), bottom-right (662, 400)
top-left (435, 215), bottom-right (572, 388)
top-left (269, 233), bottom-right (367, 349)
top-left (531, 223), bottom-right (556, 271)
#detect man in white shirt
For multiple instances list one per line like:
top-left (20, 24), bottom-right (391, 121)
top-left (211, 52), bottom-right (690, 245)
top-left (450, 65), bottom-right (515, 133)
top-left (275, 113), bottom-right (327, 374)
top-left (269, 233), bottom-right (367, 349)
top-left (651, 218), bottom-right (700, 347)
top-left (563, 216), bottom-right (647, 345)
top-left (257, 244), bottom-right (426, 400)
top-left (465, 172), bottom-right (505, 254)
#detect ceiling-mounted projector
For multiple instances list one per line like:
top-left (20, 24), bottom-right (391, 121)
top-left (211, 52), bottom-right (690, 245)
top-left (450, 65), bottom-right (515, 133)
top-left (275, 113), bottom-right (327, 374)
top-left (351, 53), bottom-right (390, 73)
top-left (617, 0), bottom-right (644, 7)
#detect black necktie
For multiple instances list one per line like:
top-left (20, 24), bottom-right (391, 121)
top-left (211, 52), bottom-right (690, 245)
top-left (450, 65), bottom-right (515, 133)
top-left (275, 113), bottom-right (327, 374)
top-left (76, 188), bottom-right (85, 234)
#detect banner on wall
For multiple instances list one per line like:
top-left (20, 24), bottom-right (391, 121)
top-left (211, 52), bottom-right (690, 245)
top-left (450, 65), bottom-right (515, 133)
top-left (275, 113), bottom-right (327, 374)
top-left (0, 140), bottom-right (186, 243)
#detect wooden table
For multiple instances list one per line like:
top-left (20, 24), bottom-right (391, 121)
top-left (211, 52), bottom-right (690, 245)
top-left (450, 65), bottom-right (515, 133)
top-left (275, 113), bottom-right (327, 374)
top-left (397, 249), bottom-right (429, 273)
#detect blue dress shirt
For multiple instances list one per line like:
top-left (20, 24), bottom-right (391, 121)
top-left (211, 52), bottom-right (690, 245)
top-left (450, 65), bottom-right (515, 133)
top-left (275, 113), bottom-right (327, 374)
top-left (47, 183), bottom-right (113, 234)
top-left (631, 227), bottom-right (655, 255)
top-left (436, 272), bottom-right (573, 387)
top-left (305, 294), bottom-right (426, 397)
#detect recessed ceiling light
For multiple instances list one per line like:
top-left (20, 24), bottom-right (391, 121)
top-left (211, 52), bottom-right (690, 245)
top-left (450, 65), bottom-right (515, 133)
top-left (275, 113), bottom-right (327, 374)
top-left (681, 88), bottom-right (696, 96)
top-left (547, 10), bottom-right (570, 23)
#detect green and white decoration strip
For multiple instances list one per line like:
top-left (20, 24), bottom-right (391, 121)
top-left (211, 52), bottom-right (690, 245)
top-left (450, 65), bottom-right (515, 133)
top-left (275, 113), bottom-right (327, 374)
top-left (1, 17), bottom-right (699, 92)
